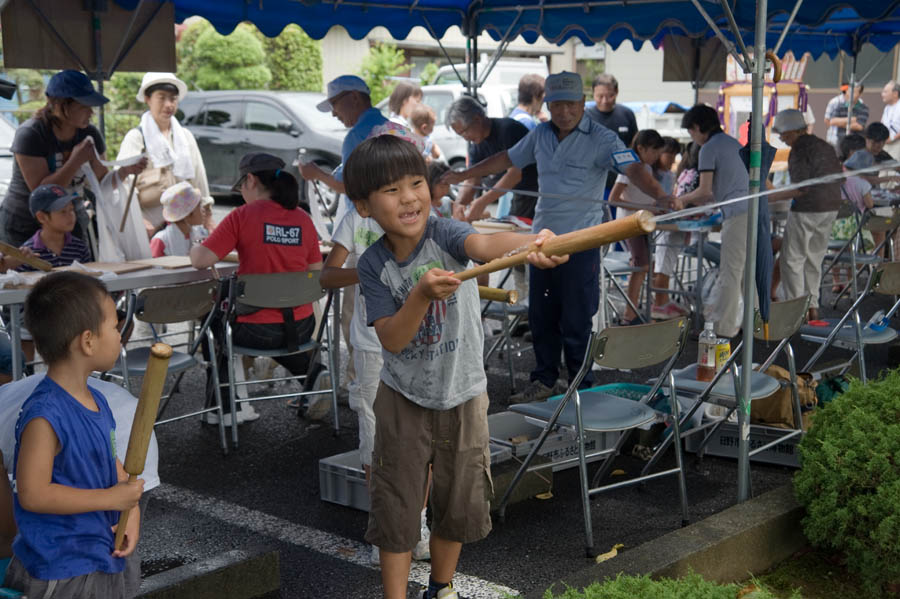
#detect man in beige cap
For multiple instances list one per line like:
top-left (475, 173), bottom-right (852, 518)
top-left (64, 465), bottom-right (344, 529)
top-left (769, 108), bottom-right (842, 320)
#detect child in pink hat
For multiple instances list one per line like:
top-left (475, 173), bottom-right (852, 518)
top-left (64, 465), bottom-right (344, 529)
top-left (150, 182), bottom-right (205, 257)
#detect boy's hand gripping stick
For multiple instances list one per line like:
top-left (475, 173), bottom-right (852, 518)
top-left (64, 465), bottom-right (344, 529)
top-left (455, 210), bottom-right (656, 282)
top-left (114, 343), bottom-right (172, 550)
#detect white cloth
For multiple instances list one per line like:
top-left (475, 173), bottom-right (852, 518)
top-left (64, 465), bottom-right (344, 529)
top-left (653, 230), bottom-right (687, 277)
top-left (780, 210), bottom-right (838, 310)
top-left (614, 165), bottom-right (658, 219)
top-left (81, 164), bottom-right (152, 262)
top-left (330, 209), bottom-right (384, 352)
top-left (117, 122), bottom-right (213, 229)
top-left (348, 349), bottom-right (382, 466)
top-left (139, 112), bottom-right (194, 180)
top-left (0, 374), bottom-right (160, 491)
top-left (704, 214), bottom-right (748, 338)
top-left (151, 223), bottom-right (201, 257)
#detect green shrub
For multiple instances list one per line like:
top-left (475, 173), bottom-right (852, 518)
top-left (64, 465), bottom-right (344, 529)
top-left (793, 369), bottom-right (900, 594)
top-left (359, 42), bottom-right (410, 106)
top-left (542, 573), bottom-right (797, 599)
top-left (194, 24), bottom-right (271, 90)
top-left (256, 24), bottom-right (322, 91)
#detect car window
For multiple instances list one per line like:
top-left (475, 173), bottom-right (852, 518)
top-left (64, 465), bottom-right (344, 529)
top-left (422, 92), bottom-right (454, 127)
top-left (245, 101), bottom-right (291, 132)
top-left (176, 98), bottom-right (201, 125)
top-left (198, 101), bottom-right (241, 128)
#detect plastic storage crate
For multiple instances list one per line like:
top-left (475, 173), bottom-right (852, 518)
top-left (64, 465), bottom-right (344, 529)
top-left (319, 444), bottom-right (513, 511)
top-left (684, 421), bottom-right (802, 468)
top-left (489, 411), bottom-right (616, 472)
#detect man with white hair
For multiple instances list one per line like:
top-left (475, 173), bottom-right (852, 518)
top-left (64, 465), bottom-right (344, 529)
top-left (769, 108), bottom-right (842, 321)
top-left (446, 95), bottom-right (539, 221)
top-left (444, 72), bottom-right (669, 402)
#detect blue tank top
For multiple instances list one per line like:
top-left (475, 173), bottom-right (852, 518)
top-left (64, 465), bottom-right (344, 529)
top-left (12, 377), bottom-right (123, 580)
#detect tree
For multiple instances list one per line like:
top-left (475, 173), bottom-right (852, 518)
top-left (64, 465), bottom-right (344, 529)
top-left (256, 24), bottom-right (322, 91)
top-left (193, 23), bottom-right (271, 90)
top-left (176, 18), bottom-right (214, 88)
top-left (419, 62), bottom-right (439, 87)
top-left (359, 42), bottom-right (410, 106)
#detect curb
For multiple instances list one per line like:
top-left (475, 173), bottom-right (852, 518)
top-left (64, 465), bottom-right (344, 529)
top-left (526, 483), bottom-right (804, 598)
top-left (138, 549), bottom-right (280, 599)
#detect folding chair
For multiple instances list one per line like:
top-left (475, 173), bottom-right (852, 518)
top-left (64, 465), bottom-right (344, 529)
top-left (823, 205), bottom-right (884, 308)
top-left (801, 261), bottom-right (900, 383)
top-left (648, 296), bottom-right (809, 473)
top-left (482, 299), bottom-right (528, 392)
top-left (223, 271), bottom-right (339, 448)
top-left (110, 279), bottom-right (228, 454)
top-left (496, 318), bottom-right (690, 557)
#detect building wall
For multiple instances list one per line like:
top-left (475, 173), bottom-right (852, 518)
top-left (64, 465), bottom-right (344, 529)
top-left (603, 42), bottom-right (694, 106)
top-left (319, 26), bottom-right (371, 91)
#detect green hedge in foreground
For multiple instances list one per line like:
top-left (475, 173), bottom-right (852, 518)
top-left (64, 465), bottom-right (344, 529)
top-left (542, 573), bottom-right (801, 599)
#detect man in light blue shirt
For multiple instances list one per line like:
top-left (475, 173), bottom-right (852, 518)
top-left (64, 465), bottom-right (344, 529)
top-left (299, 75), bottom-right (388, 194)
top-left (444, 72), bottom-right (670, 401)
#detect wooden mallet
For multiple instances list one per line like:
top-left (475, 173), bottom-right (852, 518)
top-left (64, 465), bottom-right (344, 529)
top-left (114, 343), bottom-right (173, 550)
top-left (455, 210), bottom-right (656, 282)
top-left (479, 286), bottom-right (518, 304)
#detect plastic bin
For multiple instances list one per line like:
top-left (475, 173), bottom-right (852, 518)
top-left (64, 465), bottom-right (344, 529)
top-left (319, 445), bottom-right (513, 511)
top-left (684, 421), bottom-right (802, 468)
top-left (489, 411), bottom-right (616, 472)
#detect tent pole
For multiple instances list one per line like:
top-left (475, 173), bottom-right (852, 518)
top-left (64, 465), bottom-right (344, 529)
top-left (91, 4), bottom-right (105, 139)
top-left (738, 0), bottom-right (767, 504)
top-left (692, 38), bottom-right (701, 105)
top-left (476, 9), bottom-right (522, 87)
top-left (422, 15), bottom-right (467, 86)
top-left (845, 41), bottom-right (859, 139)
top-left (772, 0), bottom-right (804, 56)
top-left (689, 0), bottom-right (749, 72)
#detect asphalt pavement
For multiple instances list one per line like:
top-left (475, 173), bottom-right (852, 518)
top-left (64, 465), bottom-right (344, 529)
top-left (134, 268), bottom-right (898, 598)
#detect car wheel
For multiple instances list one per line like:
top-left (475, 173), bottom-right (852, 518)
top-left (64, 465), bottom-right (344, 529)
top-left (300, 162), bottom-right (341, 220)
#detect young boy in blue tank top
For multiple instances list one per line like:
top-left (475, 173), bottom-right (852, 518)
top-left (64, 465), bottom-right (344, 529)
top-left (3, 272), bottom-right (144, 598)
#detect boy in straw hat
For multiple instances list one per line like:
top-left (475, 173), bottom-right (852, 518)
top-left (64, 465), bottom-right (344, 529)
top-left (149, 182), bottom-right (206, 257)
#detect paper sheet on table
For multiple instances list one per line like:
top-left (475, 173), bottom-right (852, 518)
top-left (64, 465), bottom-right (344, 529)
top-left (0, 271), bottom-right (29, 288)
top-left (64, 260), bottom-right (118, 281)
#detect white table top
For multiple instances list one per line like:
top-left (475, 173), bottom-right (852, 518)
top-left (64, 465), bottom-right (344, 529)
top-left (0, 262), bottom-right (238, 306)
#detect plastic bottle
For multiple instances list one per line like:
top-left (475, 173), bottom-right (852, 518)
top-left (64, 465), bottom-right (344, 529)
top-left (697, 321), bottom-right (717, 382)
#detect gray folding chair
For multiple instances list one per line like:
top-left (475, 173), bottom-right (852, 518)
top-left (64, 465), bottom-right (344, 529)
top-left (649, 296), bottom-right (809, 472)
top-left (224, 270), bottom-right (339, 448)
top-left (110, 279), bottom-right (228, 454)
top-left (801, 261), bottom-right (900, 383)
top-left (496, 317), bottom-right (690, 557)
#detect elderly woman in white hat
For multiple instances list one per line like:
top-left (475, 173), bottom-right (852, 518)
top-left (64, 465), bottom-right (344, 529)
top-left (116, 72), bottom-right (214, 237)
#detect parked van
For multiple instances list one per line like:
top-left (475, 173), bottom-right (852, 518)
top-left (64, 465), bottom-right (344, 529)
top-left (431, 57), bottom-right (549, 87)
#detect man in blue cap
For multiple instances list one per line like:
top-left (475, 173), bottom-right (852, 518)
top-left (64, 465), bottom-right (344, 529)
top-left (444, 71), bottom-right (671, 401)
top-left (298, 75), bottom-right (388, 194)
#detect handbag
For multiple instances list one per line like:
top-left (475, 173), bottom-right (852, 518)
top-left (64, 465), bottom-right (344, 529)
top-left (135, 127), bottom-right (177, 210)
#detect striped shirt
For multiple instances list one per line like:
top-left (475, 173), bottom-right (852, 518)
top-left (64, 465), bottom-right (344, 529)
top-left (18, 231), bottom-right (91, 271)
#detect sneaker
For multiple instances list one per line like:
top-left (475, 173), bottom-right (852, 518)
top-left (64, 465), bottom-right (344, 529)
top-left (202, 411), bottom-right (244, 426)
top-left (412, 509), bottom-right (431, 561)
top-left (651, 301), bottom-right (690, 320)
top-left (422, 583), bottom-right (463, 599)
top-left (509, 379), bottom-right (564, 403)
top-left (238, 403), bottom-right (260, 422)
top-left (369, 544), bottom-right (380, 567)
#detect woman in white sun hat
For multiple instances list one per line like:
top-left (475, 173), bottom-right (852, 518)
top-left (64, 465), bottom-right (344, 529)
top-left (116, 72), bottom-right (214, 237)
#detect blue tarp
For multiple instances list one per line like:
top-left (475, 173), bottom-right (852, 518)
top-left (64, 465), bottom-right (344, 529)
top-left (641, 7), bottom-right (900, 60)
top-left (114, 1), bottom-right (900, 45)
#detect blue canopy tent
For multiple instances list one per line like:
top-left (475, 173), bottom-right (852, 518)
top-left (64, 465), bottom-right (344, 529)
top-left (109, 0), bottom-right (900, 503)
